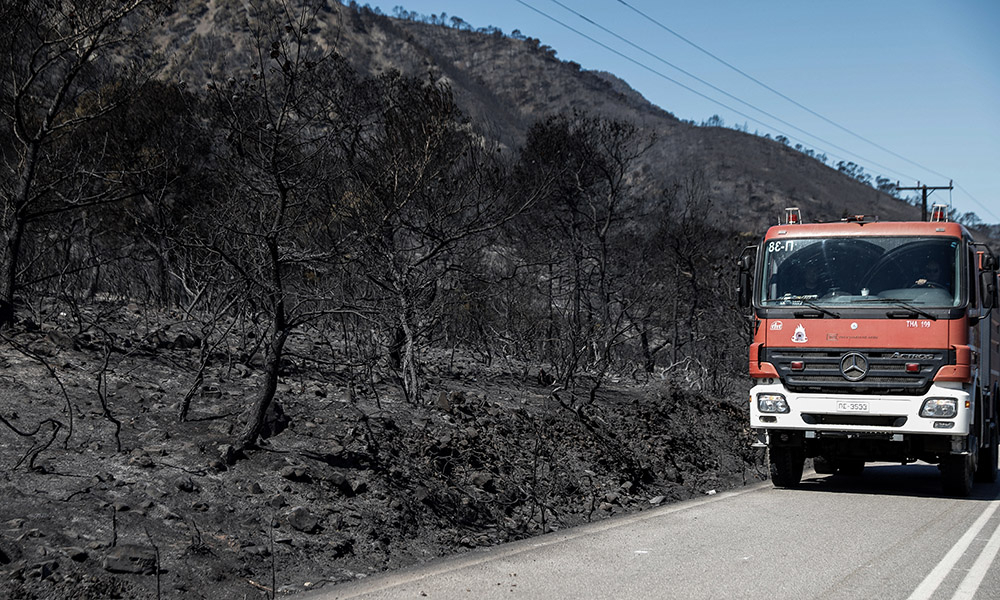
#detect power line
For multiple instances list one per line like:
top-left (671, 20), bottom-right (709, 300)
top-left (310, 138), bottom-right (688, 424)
top-left (613, 1), bottom-right (1000, 223)
top-left (613, 0), bottom-right (953, 184)
top-left (542, 0), bottom-right (918, 184)
top-left (508, 0), bottom-right (997, 223)
top-left (537, 0), bottom-right (999, 223)
top-left (513, 0), bottom-right (912, 182)
top-left (955, 184), bottom-right (999, 222)
top-left (508, 2), bottom-right (765, 128)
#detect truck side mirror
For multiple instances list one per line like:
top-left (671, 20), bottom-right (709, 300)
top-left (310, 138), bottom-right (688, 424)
top-left (737, 247), bottom-right (755, 308)
top-left (980, 272), bottom-right (998, 310)
top-left (737, 270), bottom-right (751, 308)
top-left (982, 253), bottom-right (998, 272)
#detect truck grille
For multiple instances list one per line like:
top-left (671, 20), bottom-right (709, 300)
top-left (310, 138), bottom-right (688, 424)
top-left (763, 348), bottom-right (951, 395)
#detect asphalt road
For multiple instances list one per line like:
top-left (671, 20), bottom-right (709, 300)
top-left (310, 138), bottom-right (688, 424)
top-left (303, 464), bottom-right (1000, 600)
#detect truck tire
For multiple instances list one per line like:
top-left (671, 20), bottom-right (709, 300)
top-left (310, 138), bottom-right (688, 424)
top-left (941, 454), bottom-right (975, 497)
top-left (769, 446), bottom-right (804, 488)
top-left (975, 426), bottom-right (998, 484)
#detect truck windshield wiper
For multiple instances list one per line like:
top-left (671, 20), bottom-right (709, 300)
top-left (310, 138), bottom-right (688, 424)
top-left (858, 297), bottom-right (938, 321)
top-left (764, 295), bottom-right (840, 318)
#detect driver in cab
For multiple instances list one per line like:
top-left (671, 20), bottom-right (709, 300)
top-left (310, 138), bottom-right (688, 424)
top-left (915, 258), bottom-right (951, 291)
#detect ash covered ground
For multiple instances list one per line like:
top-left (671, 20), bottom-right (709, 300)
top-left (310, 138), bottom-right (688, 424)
top-left (0, 303), bottom-right (764, 599)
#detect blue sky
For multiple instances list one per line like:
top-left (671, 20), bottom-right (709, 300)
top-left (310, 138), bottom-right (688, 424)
top-left (362, 0), bottom-right (1000, 224)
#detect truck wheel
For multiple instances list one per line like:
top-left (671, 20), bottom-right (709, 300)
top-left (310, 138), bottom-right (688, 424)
top-left (975, 426), bottom-right (998, 484)
top-left (769, 446), bottom-right (804, 488)
top-left (941, 454), bottom-right (975, 497)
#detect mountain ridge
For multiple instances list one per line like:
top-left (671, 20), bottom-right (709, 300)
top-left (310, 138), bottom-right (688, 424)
top-left (161, 0), bottom-right (920, 230)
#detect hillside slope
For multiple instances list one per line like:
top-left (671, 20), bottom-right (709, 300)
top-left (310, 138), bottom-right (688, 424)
top-left (160, 0), bottom-right (920, 230)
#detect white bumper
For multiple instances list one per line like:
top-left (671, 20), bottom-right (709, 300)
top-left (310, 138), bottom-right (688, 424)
top-left (749, 380), bottom-right (972, 436)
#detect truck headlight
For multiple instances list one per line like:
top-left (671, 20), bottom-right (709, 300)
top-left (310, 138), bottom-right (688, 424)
top-left (920, 398), bottom-right (958, 418)
top-left (757, 393), bottom-right (789, 414)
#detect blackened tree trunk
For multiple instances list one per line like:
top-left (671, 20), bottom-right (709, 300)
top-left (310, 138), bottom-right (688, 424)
top-left (237, 327), bottom-right (289, 449)
top-left (0, 218), bottom-right (25, 327)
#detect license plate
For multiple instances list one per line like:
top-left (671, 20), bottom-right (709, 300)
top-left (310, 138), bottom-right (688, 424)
top-left (836, 401), bottom-right (869, 413)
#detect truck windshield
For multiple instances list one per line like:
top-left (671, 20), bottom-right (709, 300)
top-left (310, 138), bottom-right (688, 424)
top-left (759, 236), bottom-right (961, 307)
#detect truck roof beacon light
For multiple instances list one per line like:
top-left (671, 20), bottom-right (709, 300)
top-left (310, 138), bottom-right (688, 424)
top-left (930, 203), bottom-right (948, 222)
top-left (784, 207), bottom-right (801, 225)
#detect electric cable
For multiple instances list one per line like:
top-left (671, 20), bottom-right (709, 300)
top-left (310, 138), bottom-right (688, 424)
top-left (613, 0), bottom-right (999, 222)
top-left (531, 0), bottom-right (997, 221)
top-left (613, 0), bottom-right (953, 183)
top-left (954, 184), bottom-right (999, 222)
top-left (544, 0), bottom-right (918, 184)
top-left (516, 0), bottom-right (916, 184)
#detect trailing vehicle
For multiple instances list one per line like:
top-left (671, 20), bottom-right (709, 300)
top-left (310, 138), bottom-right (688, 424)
top-left (738, 206), bottom-right (999, 495)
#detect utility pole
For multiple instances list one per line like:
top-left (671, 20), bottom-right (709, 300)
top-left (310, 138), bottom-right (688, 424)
top-left (897, 180), bottom-right (953, 221)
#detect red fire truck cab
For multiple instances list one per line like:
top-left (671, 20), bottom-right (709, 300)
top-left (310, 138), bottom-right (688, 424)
top-left (738, 206), bottom-right (999, 496)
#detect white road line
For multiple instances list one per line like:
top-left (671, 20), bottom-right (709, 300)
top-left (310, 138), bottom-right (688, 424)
top-left (907, 501), bottom-right (1000, 600)
top-left (951, 518), bottom-right (1000, 600)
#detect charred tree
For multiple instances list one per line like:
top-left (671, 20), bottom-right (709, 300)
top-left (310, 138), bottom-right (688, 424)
top-left (0, 0), bottom-right (166, 326)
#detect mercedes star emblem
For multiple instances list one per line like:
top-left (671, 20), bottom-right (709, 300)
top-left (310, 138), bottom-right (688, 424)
top-left (840, 352), bottom-right (869, 382)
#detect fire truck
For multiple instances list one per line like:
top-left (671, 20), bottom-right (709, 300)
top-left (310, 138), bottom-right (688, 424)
top-left (738, 205), bottom-right (1000, 495)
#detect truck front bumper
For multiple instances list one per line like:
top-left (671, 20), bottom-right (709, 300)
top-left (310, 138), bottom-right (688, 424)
top-left (749, 380), bottom-right (972, 437)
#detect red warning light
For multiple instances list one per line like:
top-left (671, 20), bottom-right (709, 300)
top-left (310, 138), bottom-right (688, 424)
top-left (784, 207), bottom-right (801, 225)
top-left (930, 203), bottom-right (948, 222)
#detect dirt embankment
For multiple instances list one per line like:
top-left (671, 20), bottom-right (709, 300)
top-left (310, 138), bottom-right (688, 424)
top-left (0, 307), bottom-right (764, 599)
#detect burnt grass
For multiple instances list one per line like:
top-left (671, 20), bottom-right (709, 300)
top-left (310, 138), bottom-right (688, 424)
top-left (0, 303), bottom-right (765, 599)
